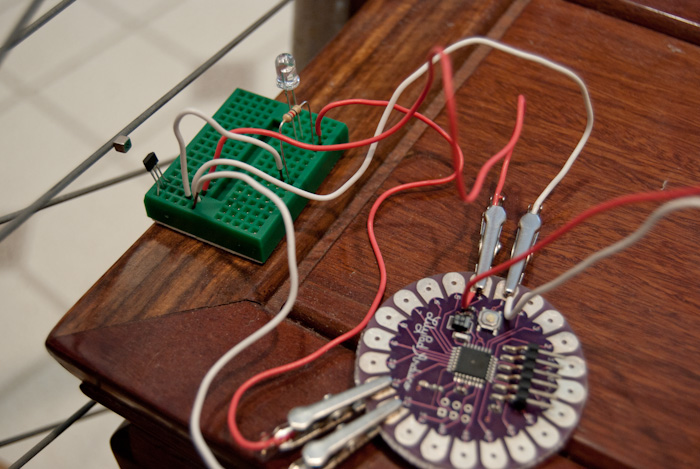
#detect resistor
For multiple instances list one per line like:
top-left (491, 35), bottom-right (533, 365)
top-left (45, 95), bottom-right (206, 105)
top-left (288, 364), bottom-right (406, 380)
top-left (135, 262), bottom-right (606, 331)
top-left (281, 101), bottom-right (314, 140)
top-left (281, 104), bottom-right (303, 124)
top-left (280, 101), bottom-right (313, 137)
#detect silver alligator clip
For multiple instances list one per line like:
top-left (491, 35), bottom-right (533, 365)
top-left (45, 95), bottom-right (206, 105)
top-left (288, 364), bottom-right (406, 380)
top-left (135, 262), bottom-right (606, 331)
top-left (504, 211), bottom-right (541, 296)
top-left (296, 398), bottom-right (402, 468)
top-left (273, 376), bottom-right (392, 452)
top-left (474, 203), bottom-right (507, 292)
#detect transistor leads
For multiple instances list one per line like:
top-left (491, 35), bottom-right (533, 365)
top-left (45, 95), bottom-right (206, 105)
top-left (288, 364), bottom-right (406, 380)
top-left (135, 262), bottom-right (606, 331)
top-left (493, 342), bottom-right (562, 411)
top-left (143, 152), bottom-right (165, 195)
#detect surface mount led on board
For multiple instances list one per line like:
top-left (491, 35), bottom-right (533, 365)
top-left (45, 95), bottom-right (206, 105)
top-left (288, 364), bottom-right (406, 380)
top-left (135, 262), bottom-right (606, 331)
top-left (144, 89), bottom-right (348, 263)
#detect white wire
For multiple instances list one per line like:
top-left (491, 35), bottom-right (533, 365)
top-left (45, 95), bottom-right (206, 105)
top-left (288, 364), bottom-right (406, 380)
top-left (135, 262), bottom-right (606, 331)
top-left (174, 109), bottom-right (284, 198)
top-left (185, 38), bottom-right (593, 466)
top-left (377, 37), bottom-right (593, 214)
top-left (181, 38), bottom-right (592, 206)
top-left (509, 196), bottom-right (700, 318)
top-left (188, 122), bottom-right (385, 201)
top-left (191, 158), bottom-right (329, 201)
top-left (188, 172), bottom-right (298, 469)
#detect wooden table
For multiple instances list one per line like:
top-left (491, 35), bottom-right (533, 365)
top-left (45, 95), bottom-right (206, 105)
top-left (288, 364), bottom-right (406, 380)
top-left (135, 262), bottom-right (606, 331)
top-left (47, 0), bottom-right (700, 467)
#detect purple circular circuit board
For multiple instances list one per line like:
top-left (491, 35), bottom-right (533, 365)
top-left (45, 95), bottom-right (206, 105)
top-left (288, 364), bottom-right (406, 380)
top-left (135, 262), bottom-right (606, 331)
top-left (355, 272), bottom-right (587, 469)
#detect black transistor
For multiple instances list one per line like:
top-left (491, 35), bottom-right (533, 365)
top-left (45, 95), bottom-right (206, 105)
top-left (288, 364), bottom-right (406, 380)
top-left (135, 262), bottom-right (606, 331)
top-left (143, 152), bottom-right (165, 195)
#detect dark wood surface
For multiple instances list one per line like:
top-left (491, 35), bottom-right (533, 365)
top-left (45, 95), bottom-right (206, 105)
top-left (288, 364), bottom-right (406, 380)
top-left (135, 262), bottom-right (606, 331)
top-left (291, 1), bottom-right (700, 467)
top-left (581, 0), bottom-right (700, 26)
top-left (568, 0), bottom-right (700, 45)
top-left (47, 0), bottom-right (700, 467)
top-left (47, 0), bottom-right (515, 339)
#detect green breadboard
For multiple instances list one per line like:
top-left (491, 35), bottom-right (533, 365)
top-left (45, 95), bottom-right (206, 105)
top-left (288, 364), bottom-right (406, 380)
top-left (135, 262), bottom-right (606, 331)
top-left (144, 88), bottom-right (348, 263)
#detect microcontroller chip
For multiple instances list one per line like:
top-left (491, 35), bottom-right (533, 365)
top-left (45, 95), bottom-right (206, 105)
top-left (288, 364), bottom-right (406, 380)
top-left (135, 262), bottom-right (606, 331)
top-left (447, 345), bottom-right (496, 387)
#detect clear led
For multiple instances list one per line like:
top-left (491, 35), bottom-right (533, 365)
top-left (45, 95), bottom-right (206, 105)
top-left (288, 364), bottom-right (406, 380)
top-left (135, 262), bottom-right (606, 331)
top-left (275, 53), bottom-right (300, 90)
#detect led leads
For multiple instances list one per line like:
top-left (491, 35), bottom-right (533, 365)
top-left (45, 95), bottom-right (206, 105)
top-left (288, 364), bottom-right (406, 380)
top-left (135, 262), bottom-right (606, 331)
top-left (274, 52), bottom-right (316, 180)
top-left (275, 53), bottom-right (304, 142)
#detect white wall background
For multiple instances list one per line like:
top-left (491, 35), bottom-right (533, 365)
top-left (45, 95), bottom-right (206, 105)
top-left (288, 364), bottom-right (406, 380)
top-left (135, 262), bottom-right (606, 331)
top-left (0, 1), bottom-right (293, 466)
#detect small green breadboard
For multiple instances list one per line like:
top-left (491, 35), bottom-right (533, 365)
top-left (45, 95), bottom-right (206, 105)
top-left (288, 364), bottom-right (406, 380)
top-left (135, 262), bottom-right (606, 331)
top-left (144, 88), bottom-right (348, 263)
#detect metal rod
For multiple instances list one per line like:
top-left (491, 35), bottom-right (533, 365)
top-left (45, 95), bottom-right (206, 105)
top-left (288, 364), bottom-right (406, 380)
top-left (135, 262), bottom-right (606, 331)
top-left (0, 0), bottom-right (292, 243)
top-left (0, 0), bottom-right (45, 70)
top-left (0, 407), bottom-right (108, 448)
top-left (7, 0), bottom-right (76, 50)
top-left (9, 400), bottom-right (96, 469)
top-left (0, 157), bottom-right (176, 225)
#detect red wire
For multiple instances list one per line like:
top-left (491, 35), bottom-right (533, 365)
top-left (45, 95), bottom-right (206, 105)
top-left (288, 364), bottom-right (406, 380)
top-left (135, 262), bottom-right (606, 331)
top-left (493, 149), bottom-right (514, 204)
top-left (460, 184), bottom-right (700, 309)
top-left (315, 48), bottom-right (469, 201)
top-left (460, 95), bottom-right (524, 203)
top-left (203, 104), bottom-right (454, 192)
top-left (226, 100), bottom-right (527, 451)
top-left (200, 54), bottom-right (436, 192)
top-left (316, 98), bottom-right (523, 205)
top-left (225, 106), bottom-right (461, 452)
top-left (433, 46), bottom-right (466, 202)
top-left (226, 174), bottom-right (454, 451)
